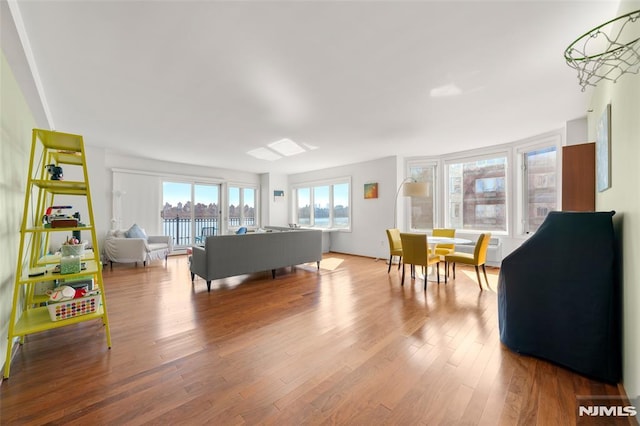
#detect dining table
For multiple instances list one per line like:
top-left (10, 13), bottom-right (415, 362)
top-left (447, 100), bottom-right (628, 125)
top-left (425, 235), bottom-right (473, 282)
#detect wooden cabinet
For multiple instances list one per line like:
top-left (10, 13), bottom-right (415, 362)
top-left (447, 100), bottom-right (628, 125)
top-left (3, 129), bottom-right (111, 378)
top-left (562, 142), bottom-right (595, 211)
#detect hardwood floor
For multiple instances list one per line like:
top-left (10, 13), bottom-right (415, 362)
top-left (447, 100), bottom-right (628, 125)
top-left (1, 254), bottom-right (635, 425)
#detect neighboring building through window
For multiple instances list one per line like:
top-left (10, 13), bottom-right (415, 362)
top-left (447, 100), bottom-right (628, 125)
top-left (408, 134), bottom-right (558, 236)
top-left (522, 145), bottom-right (557, 233)
top-left (446, 155), bottom-right (507, 232)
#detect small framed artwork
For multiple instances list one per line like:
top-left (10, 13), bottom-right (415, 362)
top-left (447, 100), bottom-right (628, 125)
top-left (596, 103), bottom-right (611, 192)
top-left (364, 182), bottom-right (378, 199)
top-left (273, 190), bottom-right (285, 202)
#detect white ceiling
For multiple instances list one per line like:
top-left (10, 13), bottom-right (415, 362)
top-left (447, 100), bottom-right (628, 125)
top-left (7, 1), bottom-right (622, 174)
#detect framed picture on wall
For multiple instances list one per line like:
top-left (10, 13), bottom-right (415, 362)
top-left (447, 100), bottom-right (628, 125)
top-left (596, 103), bottom-right (611, 192)
top-left (364, 183), bottom-right (378, 199)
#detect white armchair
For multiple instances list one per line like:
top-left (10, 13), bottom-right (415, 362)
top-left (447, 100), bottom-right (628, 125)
top-left (104, 228), bottom-right (173, 268)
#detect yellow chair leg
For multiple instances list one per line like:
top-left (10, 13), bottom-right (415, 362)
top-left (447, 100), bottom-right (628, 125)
top-left (482, 264), bottom-right (490, 290)
top-left (475, 266), bottom-right (483, 291)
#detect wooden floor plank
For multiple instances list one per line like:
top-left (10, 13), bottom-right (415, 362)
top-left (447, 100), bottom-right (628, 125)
top-left (0, 254), bottom-right (634, 425)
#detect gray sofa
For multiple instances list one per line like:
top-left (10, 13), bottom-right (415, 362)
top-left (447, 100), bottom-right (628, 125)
top-left (190, 228), bottom-right (323, 291)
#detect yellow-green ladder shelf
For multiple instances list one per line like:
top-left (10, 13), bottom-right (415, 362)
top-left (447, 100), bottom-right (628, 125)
top-left (4, 129), bottom-right (111, 379)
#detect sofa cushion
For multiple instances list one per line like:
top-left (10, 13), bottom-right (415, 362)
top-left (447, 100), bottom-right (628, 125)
top-left (125, 224), bottom-right (147, 239)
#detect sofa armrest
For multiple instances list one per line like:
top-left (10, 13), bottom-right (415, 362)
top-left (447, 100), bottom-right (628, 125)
top-left (190, 246), bottom-right (207, 279)
top-left (148, 235), bottom-right (173, 252)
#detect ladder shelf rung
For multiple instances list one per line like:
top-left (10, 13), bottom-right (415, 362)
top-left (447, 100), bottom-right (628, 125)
top-left (24, 225), bottom-right (95, 233)
top-left (31, 180), bottom-right (87, 195)
top-left (33, 129), bottom-right (83, 152)
top-left (19, 261), bottom-right (100, 284)
top-left (50, 151), bottom-right (84, 166)
top-left (13, 306), bottom-right (105, 336)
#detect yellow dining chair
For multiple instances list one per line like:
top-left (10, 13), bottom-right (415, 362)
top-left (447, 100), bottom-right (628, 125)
top-left (444, 233), bottom-right (492, 291)
top-left (385, 228), bottom-right (403, 273)
top-left (431, 228), bottom-right (456, 256)
top-left (400, 233), bottom-right (442, 289)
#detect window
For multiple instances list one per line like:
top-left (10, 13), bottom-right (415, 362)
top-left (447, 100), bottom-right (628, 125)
top-left (162, 181), bottom-right (220, 246)
top-left (243, 187), bottom-right (256, 227)
top-left (293, 179), bottom-right (350, 229)
top-left (313, 186), bottom-right (330, 228)
top-left (445, 155), bottom-right (507, 232)
top-left (408, 163), bottom-right (436, 230)
top-left (522, 145), bottom-right (557, 233)
top-left (332, 183), bottom-right (350, 229)
top-left (475, 177), bottom-right (505, 193)
top-left (297, 188), bottom-right (311, 225)
top-left (228, 185), bottom-right (257, 229)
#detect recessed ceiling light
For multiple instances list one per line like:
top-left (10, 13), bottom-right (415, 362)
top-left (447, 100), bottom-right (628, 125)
top-left (302, 142), bottom-right (319, 151)
top-left (430, 83), bottom-right (462, 98)
top-left (247, 147), bottom-right (282, 161)
top-left (268, 138), bottom-right (306, 156)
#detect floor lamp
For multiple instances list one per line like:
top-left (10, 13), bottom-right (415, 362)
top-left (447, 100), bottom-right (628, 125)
top-left (394, 177), bottom-right (429, 229)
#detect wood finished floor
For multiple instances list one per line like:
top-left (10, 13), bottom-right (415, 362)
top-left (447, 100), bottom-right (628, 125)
top-left (0, 254), bottom-right (634, 425)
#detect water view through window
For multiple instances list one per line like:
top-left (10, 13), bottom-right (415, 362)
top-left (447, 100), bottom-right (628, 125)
top-left (162, 182), bottom-right (219, 246)
top-left (295, 181), bottom-right (350, 228)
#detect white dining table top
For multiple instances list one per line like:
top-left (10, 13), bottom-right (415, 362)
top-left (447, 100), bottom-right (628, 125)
top-left (427, 236), bottom-right (473, 245)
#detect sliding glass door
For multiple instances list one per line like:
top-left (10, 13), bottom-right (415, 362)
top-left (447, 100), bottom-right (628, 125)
top-left (162, 181), bottom-right (220, 247)
top-left (194, 184), bottom-right (220, 241)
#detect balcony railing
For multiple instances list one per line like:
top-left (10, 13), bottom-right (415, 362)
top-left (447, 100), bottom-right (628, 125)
top-left (162, 216), bottom-right (255, 246)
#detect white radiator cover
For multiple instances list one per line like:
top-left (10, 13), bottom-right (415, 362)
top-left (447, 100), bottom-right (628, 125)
top-left (453, 238), bottom-right (502, 267)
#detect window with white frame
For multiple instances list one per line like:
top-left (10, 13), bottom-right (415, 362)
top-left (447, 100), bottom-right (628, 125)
top-left (407, 163), bottom-right (436, 230)
top-left (228, 185), bottom-right (257, 229)
top-left (161, 181), bottom-right (221, 246)
top-left (293, 179), bottom-right (350, 229)
top-left (445, 154), bottom-right (508, 232)
top-left (332, 183), bottom-right (350, 229)
top-left (521, 145), bottom-right (558, 234)
top-left (313, 186), bottom-right (330, 228)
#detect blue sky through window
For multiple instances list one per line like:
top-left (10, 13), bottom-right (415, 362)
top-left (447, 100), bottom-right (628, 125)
top-left (163, 182), bottom-right (219, 206)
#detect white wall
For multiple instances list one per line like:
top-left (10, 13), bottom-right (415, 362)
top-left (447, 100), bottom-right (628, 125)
top-left (566, 116), bottom-right (588, 146)
top-left (588, 0), bottom-right (640, 400)
top-left (0, 51), bottom-right (37, 376)
top-left (260, 172), bottom-right (289, 227)
top-left (289, 156), bottom-right (398, 259)
top-left (112, 169), bottom-right (162, 233)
